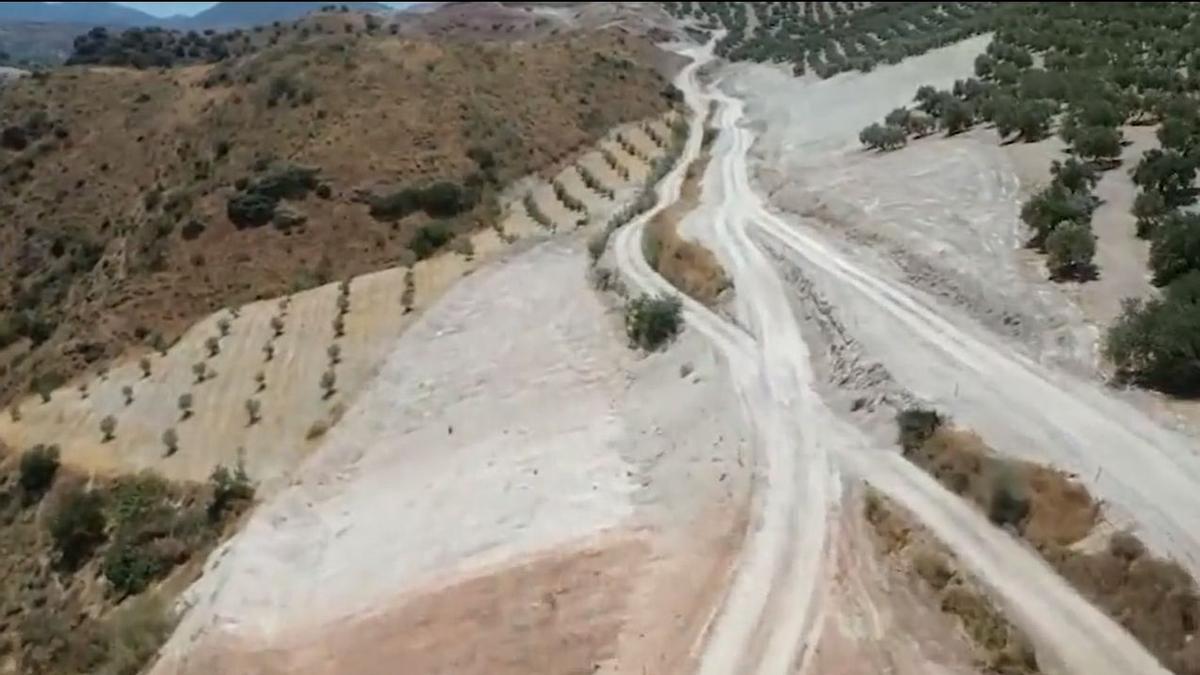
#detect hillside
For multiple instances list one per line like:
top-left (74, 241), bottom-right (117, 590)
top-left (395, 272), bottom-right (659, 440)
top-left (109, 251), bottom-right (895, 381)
top-left (0, 9), bottom-right (676, 409)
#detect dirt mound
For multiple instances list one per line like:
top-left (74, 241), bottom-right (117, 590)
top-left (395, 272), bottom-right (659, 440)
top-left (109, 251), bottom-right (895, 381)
top-left (0, 15), bottom-right (675, 409)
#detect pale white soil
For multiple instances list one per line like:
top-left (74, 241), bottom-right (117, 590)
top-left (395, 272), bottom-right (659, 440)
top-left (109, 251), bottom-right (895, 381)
top-left (154, 236), bottom-right (751, 673)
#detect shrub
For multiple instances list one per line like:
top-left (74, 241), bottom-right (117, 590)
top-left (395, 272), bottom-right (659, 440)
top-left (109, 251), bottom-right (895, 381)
top-left (208, 462), bottom-right (254, 522)
top-left (139, 357), bottom-right (152, 378)
top-left (102, 535), bottom-right (165, 597)
top-left (858, 123), bottom-right (907, 151)
top-left (987, 467), bottom-right (1030, 529)
top-left (408, 222), bottom-right (453, 260)
top-left (624, 293), bottom-right (683, 350)
top-left (123, 385), bottom-right (134, 405)
top-left (162, 428), bottom-right (179, 454)
top-left (369, 182), bottom-right (476, 221)
top-left (1045, 221), bottom-right (1096, 281)
top-left (226, 191), bottom-right (276, 228)
top-left (245, 398), bottom-right (261, 425)
top-left (1149, 211), bottom-right (1200, 287)
top-left (18, 444), bottom-right (60, 502)
top-left (49, 486), bottom-right (107, 569)
top-left (320, 369), bottom-right (336, 397)
top-left (1105, 271), bottom-right (1200, 394)
top-left (896, 407), bottom-right (941, 452)
top-left (178, 393), bottom-right (193, 419)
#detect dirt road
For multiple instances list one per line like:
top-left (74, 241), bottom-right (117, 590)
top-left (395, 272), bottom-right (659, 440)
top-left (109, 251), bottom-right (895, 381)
top-left (615, 37), bottom-right (1183, 674)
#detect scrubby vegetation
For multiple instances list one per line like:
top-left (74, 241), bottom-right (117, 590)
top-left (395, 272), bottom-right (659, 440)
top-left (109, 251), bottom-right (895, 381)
top-left (625, 293), bottom-right (684, 351)
top-left (0, 447), bottom-right (255, 674)
top-left (894, 407), bottom-right (1200, 674)
top-left (66, 26), bottom-right (247, 69)
top-left (863, 488), bottom-right (1041, 673)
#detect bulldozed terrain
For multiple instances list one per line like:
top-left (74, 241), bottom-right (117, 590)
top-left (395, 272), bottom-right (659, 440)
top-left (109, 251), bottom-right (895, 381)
top-left (0, 7), bottom-right (676, 410)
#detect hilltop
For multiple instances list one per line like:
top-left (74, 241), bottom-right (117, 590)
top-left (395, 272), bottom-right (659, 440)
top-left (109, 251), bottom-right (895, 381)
top-left (0, 7), bottom-right (677, 408)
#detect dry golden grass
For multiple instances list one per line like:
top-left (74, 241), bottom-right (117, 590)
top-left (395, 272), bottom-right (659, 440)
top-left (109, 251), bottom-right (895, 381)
top-left (863, 487), bottom-right (1041, 674)
top-left (643, 149), bottom-right (730, 306)
top-left (899, 411), bottom-right (1200, 673)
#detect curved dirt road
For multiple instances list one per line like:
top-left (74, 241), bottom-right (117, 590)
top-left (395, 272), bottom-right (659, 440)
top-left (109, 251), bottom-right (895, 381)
top-left (615, 37), bottom-right (1180, 675)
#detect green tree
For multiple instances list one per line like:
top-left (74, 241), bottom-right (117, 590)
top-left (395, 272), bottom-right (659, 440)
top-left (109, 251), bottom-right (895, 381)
top-left (1149, 211), bottom-right (1200, 287)
top-left (1045, 221), bottom-right (1097, 280)
top-left (1132, 149), bottom-right (1198, 207)
top-left (1071, 126), bottom-right (1123, 166)
top-left (941, 99), bottom-right (974, 136)
top-left (1020, 185), bottom-right (1095, 248)
top-left (1105, 271), bottom-right (1200, 394)
top-left (1133, 190), bottom-right (1169, 239)
top-left (1050, 158), bottom-right (1099, 193)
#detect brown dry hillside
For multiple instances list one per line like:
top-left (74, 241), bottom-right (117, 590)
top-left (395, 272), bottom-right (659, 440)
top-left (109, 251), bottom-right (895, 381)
top-left (0, 12), bottom-right (677, 407)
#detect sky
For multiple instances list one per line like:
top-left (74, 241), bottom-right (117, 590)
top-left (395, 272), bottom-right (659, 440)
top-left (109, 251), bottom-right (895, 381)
top-left (114, 2), bottom-right (414, 18)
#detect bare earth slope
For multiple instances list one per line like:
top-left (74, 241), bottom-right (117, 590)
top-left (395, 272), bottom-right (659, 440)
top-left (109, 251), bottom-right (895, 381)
top-left (154, 237), bottom-right (752, 673)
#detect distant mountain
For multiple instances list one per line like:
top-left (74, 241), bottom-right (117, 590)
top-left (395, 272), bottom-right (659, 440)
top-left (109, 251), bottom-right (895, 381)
top-left (0, 2), bottom-right (155, 26)
top-left (180, 2), bottom-right (390, 29)
top-left (0, 2), bottom-right (393, 30)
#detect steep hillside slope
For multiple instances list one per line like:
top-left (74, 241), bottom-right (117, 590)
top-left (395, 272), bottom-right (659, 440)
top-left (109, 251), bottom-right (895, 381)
top-left (0, 17), bottom-right (676, 408)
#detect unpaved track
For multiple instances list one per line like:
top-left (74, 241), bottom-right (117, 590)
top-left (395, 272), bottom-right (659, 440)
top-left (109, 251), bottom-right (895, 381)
top-left (615, 40), bottom-right (838, 675)
top-left (616, 37), bottom-right (1178, 674)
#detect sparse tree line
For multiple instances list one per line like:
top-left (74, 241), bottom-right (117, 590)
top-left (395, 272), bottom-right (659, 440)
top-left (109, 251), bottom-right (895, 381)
top-left (665, 2), bottom-right (993, 80)
top-left (8, 287), bottom-right (358, 454)
top-left (850, 2), bottom-right (1200, 395)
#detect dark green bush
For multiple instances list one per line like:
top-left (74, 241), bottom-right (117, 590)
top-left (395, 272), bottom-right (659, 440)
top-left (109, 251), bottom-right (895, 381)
top-left (369, 182), bottom-right (477, 221)
top-left (49, 487), bottom-right (107, 570)
top-left (18, 444), bottom-right (60, 503)
top-left (408, 222), bottom-right (454, 260)
top-left (624, 294), bottom-right (683, 351)
top-left (208, 463), bottom-right (254, 523)
top-left (226, 191), bottom-right (276, 228)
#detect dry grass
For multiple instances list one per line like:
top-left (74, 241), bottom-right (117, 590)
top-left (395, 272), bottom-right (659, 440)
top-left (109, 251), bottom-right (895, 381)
top-left (642, 149), bottom-right (730, 306)
top-left (0, 18), bottom-right (675, 408)
top-left (863, 487), bottom-right (1041, 674)
top-left (897, 409), bottom-right (1200, 673)
top-left (0, 446), bottom-right (250, 675)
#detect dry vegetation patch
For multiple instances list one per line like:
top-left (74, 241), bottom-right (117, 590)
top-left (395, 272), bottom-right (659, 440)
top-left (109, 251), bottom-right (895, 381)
top-left (0, 16), bottom-right (675, 408)
top-left (643, 146), bottom-right (730, 307)
top-left (897, 407), bottom-right (1200, 673)
top-left (863, 487), bottom-right (1041, 674)
top-left (0, 444), bottom-right (252, 674)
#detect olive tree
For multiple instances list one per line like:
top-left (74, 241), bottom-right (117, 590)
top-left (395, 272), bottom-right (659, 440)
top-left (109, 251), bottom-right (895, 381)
top-left (100, 415), bottom-right (117, 442)
top-left (245, 398), bottom-right (261, 425)
top-left (178, 393), bottom-right (194, 420)
top-left (1045, 221), bottom-right (1097, 280)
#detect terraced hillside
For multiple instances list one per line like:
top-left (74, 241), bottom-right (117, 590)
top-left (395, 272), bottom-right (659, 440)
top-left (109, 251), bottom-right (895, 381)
top-left (0, 8), bottom-right (678, 410)
top-left (0, 110), bottom-right (683, 484)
